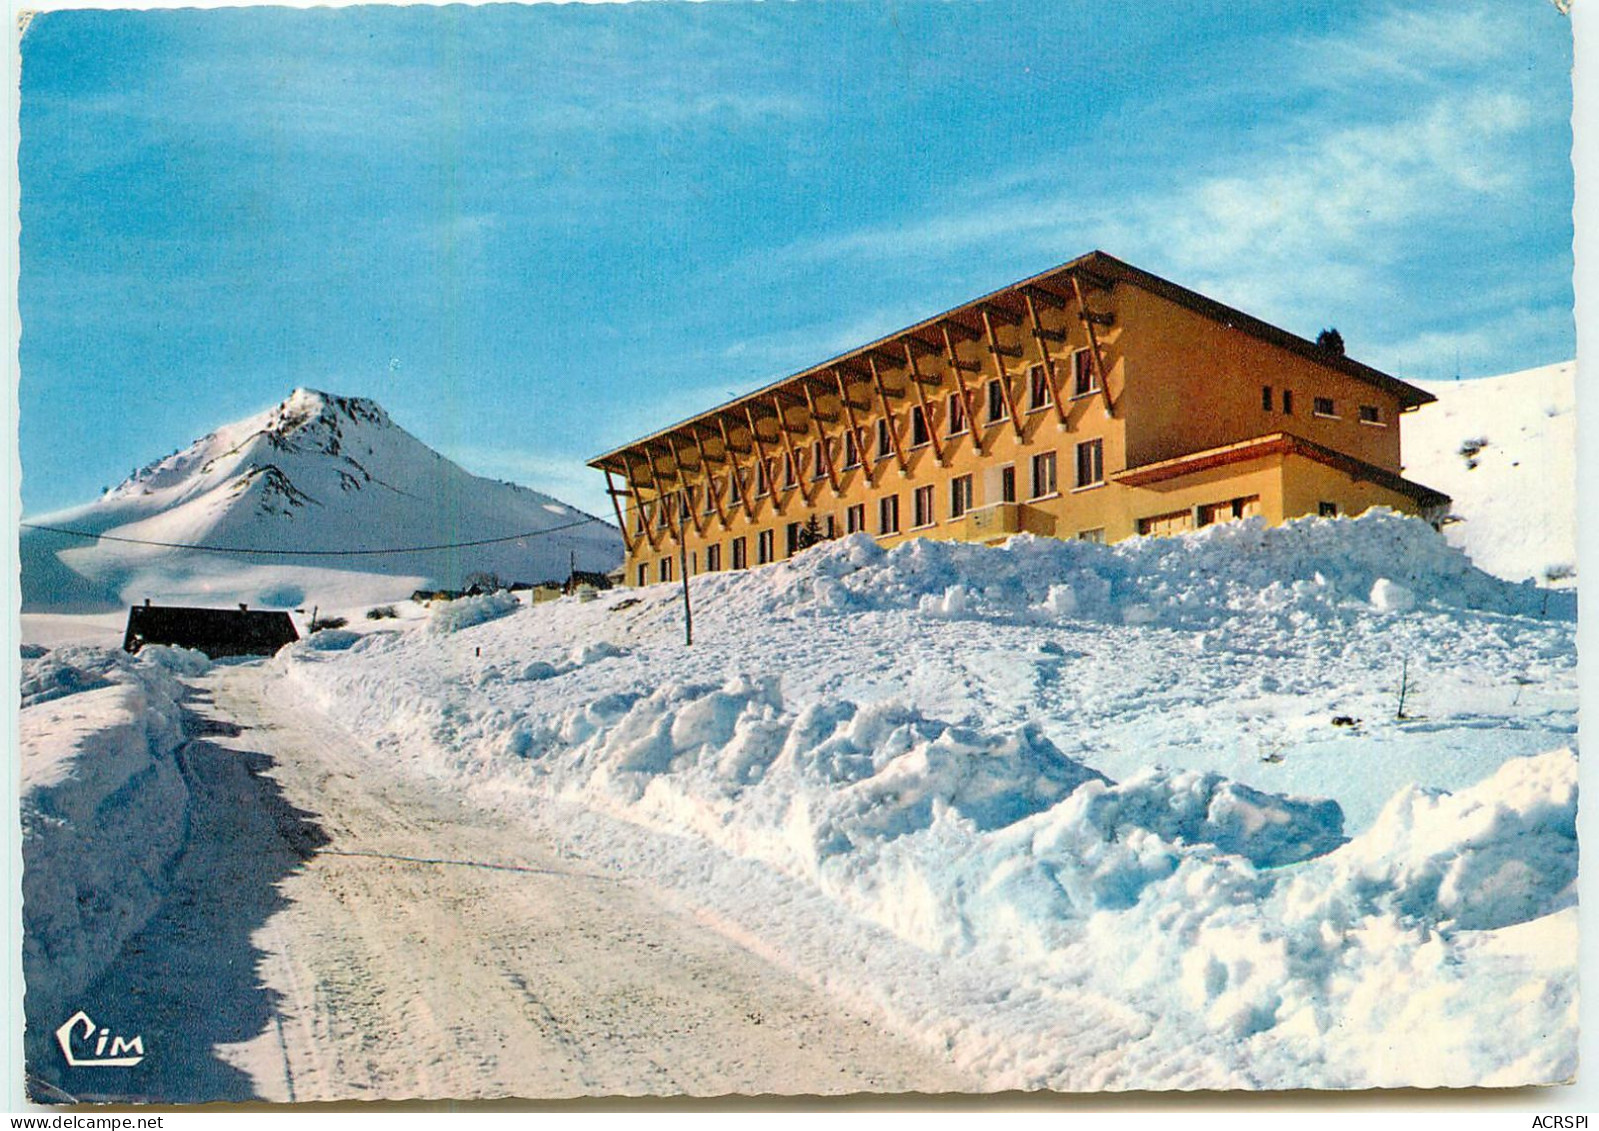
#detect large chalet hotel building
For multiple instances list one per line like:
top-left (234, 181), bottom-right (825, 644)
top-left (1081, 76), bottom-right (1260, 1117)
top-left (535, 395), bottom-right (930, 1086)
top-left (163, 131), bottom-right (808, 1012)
top-left (590, 252), bottom-right (1449, 587)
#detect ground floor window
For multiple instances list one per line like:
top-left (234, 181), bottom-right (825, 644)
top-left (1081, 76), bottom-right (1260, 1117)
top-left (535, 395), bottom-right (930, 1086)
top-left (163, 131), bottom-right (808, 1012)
top-left (879, 494), bottom-right (900, 535)
top-left (1319, 501), bottom-right (1339, 517)
top-left (913, 485), bottom-right (935, 528)
top-left (1199, 496), bottom-right (1262, 527)
top-left (846, 503), bottom-right (866, 533)
top-left (1078, 528), bottom-right (1106, 543)
top-left (757, 529), bottom-right (775, 564)
top-left (660, 556), bottom-right (673, 583)
top-left (706, 543), bottom-right (722, 571)
top-left (637, 563), bottom-right (648, 586)
top-left (732, 536), bottom-right (747, 569)
top-left (1001, 464), bottom-right (1016, 503)
top-left (787, 522), bottom-right (801, 556)
top-left (950, 474), bottom-right (973, 518)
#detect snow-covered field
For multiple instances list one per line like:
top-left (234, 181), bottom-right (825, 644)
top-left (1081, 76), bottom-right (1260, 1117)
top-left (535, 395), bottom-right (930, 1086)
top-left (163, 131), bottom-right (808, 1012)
top-left (1409, 361), bottom-right (1576, 588)
top-left (16, 366), bottom-right (1580, 1098)
top-left (261, 511), bottom-right (1576, 1090)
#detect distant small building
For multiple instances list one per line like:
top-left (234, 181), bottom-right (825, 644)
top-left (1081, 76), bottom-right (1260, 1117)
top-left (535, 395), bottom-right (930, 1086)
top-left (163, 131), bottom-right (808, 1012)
top-left (123, 601), bottom-right (299, 658)
top-left (564, 570), bottom-right (613, 595)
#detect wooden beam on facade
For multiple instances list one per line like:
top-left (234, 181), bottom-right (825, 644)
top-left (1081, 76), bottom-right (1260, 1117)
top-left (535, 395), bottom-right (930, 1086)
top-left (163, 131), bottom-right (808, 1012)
top-left (717, 417), bottom-right (759, 523)
top-left (833, 367), bottom-right (876, 488)
top-left (800, 381), bottom-right (842, 424)
top-left (1071, 274), bottom-right (1115, 417)
top-left (667, 436), bottom-right (708, 539)
top-left (803, 383), bottom-right (844, 496)
top-left (942, 324), bottom-right (984, 457)
top-left (941, 310), bottom-right (988, 340)
top-left (1023, 283), bottom-right (1070, 310)
top-left (744, 404), bottom-right (785, 516)
top-left (905, 340), bottom-right (946, 466)
top-left (690, 424), bottom-right (728, 465)
top-left (868, 357), bottom-right (910, 476)
top-left (623, 456), bottom-right (663, 552)
top-left (982, 308), bottom-right (1027, 444)
top-left (771, 395), bottom-right (816, 507)
top-left (1026, 291), bottom-right (1070, 429)
top-left (603, 469), bottom-right (636, 556)
top-left (643, 447), bottom-right (684, 545)
top-left (692, 428), bottom-right (732, 529)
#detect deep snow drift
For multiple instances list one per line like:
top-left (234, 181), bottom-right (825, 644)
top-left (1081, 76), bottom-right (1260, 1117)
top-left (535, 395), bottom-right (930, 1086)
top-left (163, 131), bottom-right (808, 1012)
top-left (271, 510), bottom-right (1577, 1090)
top-left (20, 644), bottom-right (211, 1033)
top-left (20, 388), bottom-right (623, 613)
top-left (1409, 361), bottom-right (1576, 587)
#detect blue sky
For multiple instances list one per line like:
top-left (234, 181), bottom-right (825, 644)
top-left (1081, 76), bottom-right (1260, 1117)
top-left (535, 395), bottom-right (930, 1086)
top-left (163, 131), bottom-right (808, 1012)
top-left (18, 0), bottom-right (1574, 520)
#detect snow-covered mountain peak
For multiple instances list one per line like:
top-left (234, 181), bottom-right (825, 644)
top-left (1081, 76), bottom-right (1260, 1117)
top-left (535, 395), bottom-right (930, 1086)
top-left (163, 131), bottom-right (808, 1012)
top-left (24, 388), bottom-right (622, 611)
top-left (268, 388), bottom-right (393, 442)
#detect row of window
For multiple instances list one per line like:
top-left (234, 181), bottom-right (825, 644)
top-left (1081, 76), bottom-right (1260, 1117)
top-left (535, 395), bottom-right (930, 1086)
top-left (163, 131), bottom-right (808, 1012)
top-left (634, 442), bottom-right (1108, 584)
top-left (633, 360), bottom-right (1102, 533)
top-left (638, 431), bottom-right (1106, 534)
top-left (1262, 385), bottom-right (1383, 425)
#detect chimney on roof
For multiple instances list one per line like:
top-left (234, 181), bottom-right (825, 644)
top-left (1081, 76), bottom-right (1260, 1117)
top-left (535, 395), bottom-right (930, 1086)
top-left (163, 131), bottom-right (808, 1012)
top-left (144, 598), bottom-right (151, 608)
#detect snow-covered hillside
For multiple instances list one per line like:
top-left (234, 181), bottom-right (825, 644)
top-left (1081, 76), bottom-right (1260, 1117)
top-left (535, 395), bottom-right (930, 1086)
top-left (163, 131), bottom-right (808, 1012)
top-left (265, 511), bottom-right (1576, 1091)
top-left (20, 389), bottom-right (623, 612)
top-left (1408, 361), bottom-right (1575, 587)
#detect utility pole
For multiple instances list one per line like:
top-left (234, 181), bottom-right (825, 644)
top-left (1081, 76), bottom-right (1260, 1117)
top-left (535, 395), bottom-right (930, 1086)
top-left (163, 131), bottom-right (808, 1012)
top-left (679, 538), bottom-right (693, 646)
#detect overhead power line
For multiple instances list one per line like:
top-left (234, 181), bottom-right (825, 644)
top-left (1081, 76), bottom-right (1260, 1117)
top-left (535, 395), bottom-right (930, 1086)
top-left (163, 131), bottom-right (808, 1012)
top-left (18, 514), bottom-right (609, 557)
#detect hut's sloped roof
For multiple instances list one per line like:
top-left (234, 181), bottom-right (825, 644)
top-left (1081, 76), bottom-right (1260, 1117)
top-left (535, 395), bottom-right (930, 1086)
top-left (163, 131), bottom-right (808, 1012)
top-left (124, 605), bottom-right (299, 658)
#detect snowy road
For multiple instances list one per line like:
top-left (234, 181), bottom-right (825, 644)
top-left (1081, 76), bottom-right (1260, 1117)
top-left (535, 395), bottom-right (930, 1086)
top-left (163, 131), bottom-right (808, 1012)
top-left (180, 661), bottom-right (966, 1101)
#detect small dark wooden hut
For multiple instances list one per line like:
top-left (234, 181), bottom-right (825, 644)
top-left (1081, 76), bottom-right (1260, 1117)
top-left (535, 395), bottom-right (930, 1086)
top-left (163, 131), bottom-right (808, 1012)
top-left (123, 601), bottom-right (300, 658)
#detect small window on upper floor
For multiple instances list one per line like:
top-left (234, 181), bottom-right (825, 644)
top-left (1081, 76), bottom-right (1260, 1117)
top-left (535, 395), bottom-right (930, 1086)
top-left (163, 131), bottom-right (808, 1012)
top-left (947, 392), bottom-right (968, 435)
top-left (1313, 396), bottom-right (1337, 418)
top-left (1359, 404), bottom-right (1382, 425)
top-left (1028, 365), bottom-right (1053, 412)
top-left (987, 379), bottom-right (1009, 423)
top-left (910, 405), bottom-right (931, 447)
top-left (1282, 389), bottom-right (1294, 415)
top-left (1072, 349), bottom-right (1099, 397)
top-left (1261, 385), bottom-right (1273, 412)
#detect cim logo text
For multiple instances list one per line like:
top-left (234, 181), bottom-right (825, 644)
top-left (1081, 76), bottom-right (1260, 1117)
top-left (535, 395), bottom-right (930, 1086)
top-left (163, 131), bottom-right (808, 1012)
top-left (55, 1010), bottom-right (145, 1067)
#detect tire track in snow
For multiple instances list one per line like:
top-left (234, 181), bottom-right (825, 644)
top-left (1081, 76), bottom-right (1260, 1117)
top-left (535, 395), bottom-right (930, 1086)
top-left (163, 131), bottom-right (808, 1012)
top-left (198, 662), bottom-right (968, 1100)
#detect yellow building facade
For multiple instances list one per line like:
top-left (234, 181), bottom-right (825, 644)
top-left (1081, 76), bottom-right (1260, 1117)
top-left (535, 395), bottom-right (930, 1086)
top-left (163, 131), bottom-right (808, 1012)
top-left (590, 252), bottom-right (1449, 587)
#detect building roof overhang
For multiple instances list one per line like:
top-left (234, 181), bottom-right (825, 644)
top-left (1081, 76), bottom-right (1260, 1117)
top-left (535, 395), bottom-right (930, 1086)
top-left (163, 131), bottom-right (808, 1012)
top-left (1112, 431), bottom-right (1452, 508)
top-left (589, 251), bottom-right (1437, 474)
